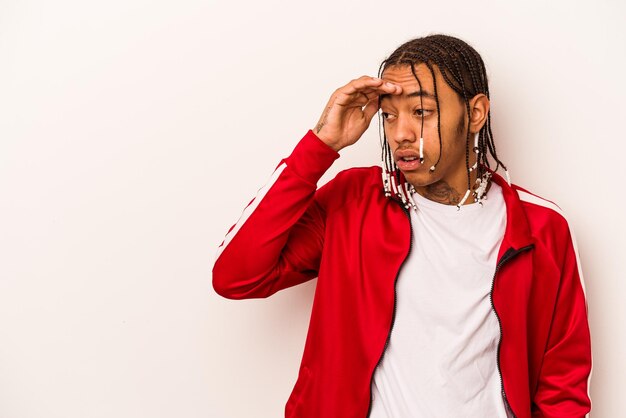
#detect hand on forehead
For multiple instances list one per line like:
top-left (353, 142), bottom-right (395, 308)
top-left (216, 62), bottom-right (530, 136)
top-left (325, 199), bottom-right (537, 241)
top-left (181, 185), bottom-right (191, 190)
top-left (380, 64), bottom-right (438, 103)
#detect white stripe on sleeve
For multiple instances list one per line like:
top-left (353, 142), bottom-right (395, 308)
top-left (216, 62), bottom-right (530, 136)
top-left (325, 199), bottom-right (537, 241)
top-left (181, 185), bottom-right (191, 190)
top-left (215, 163), bottom-right (287, 261)
top-left (516, 190), bottom-right (591, 417)
top-left (516, 190), bottom-right (587, 298)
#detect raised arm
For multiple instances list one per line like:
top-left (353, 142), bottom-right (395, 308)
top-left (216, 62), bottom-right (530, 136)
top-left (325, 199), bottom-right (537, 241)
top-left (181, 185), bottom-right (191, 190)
top-left (212, 76), bottom-right (402, 299)
top-left (212, 130), bottom-right (337, 299)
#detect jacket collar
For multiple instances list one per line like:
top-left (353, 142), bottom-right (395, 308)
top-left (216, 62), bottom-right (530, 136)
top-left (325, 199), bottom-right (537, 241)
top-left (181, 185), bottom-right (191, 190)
top-left (389, 167), bottom-right (535, 254)
top-left (490, 170), bottom-right (535, 255)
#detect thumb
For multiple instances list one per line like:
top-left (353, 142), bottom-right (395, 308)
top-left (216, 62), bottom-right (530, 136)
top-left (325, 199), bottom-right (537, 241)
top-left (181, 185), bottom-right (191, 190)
top-left (362, 98), bottom-right (380, 124)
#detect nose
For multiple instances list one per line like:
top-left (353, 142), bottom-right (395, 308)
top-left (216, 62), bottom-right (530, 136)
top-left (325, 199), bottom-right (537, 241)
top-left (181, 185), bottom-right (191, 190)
top-left (389, 114), bottom-right (418, 144)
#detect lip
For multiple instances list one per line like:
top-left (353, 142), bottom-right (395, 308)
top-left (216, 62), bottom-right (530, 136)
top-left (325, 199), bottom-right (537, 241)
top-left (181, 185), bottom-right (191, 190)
top-left (394, 148), bottom-right (422, 171)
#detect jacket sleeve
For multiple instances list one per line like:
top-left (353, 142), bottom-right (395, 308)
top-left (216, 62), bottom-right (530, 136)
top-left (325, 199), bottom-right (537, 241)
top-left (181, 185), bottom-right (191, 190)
top-left (532, 223), bottom-right (592, 417)
top-left (212, 130), bottom-right (339, 299)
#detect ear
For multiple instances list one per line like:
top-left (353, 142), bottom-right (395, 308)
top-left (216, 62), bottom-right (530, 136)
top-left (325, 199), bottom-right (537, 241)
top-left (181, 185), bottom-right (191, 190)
top-left (469, 93), bottom-right (490, 133)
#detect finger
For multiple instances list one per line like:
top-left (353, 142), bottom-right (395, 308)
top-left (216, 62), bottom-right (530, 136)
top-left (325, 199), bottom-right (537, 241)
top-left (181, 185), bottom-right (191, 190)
top-left (362, 98), bottom-right (380, 122)
top-left (342, 79), bottom-right (402, 99)
top-left (363, 82), bottom-right (403, 99)
top-left (334, 88), bottom-right (397, 110)
top-left (341, 76), bottom-right (387, 94)
top-left (341, 87), bottom-right (400, 110)
top-left (345, 76), bottom-right (384, 91)
top-left (374, 81), bottom-right (403, 95)
top-left (344, 89), bottom-right (377, 107)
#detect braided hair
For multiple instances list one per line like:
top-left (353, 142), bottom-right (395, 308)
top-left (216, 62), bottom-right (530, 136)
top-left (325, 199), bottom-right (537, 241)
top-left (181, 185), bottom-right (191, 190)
top-left (377, 34), bottom-right (509, 208)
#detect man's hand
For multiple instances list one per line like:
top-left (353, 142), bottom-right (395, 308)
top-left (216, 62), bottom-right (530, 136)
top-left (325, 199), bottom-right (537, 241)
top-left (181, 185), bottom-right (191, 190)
top-left (313, 76), bottom-right (402, 152)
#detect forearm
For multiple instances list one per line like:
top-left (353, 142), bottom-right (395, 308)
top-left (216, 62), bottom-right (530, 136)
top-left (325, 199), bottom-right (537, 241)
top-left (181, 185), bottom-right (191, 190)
top-left (212, 130), bottom-right (339, 299)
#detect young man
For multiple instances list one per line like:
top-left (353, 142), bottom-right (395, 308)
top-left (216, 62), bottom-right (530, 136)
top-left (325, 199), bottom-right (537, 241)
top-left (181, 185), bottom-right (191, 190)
top-left (212, 34), bottom-right (592, 418)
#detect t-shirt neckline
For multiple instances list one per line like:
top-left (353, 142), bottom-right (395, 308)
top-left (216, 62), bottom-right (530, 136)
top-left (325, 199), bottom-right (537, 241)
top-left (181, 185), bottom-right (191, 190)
top-left (410, 183), bottom-right (501, 215)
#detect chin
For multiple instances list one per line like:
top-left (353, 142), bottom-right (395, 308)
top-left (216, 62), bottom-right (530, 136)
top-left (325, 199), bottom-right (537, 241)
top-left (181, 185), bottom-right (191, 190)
top-left (401, 171), bottom-right (436, 189)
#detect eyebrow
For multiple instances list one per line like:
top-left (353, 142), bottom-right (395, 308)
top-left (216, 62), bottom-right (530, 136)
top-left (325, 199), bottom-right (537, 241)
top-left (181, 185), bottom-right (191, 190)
top-left (380, 90), bottom-right (436, 102)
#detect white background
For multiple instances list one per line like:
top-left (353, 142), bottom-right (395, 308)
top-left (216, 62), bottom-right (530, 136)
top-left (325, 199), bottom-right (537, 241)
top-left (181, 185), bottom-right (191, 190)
top-left (1, 0), bottom-right (624, 417)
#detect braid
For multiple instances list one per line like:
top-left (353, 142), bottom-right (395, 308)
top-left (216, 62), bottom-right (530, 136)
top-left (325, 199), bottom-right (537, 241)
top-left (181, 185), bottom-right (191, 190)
top-left (427, 39), bottom-right (474, 194)
top-left (408, 63), bottom-right (425, 143)
top-left (378, 34), bottom-right (511, 206)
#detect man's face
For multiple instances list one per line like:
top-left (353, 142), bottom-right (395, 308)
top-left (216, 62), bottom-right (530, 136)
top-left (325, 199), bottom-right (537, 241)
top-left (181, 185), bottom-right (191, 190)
top-left (380, 64), bottom-right (475, 200)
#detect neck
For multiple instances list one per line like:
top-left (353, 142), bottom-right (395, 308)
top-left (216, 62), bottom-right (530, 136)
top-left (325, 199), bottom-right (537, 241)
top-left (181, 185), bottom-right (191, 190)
top-left (413, 168), bottom-right (484, 206)
top-left (417, 181), bottom-right (463, 205)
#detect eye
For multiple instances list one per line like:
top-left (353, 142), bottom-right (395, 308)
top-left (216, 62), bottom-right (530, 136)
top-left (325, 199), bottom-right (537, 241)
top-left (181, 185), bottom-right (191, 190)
top-left (381, 112), bottom-right (396, 121)
top-left (414, 109), bottom-right (430, 117)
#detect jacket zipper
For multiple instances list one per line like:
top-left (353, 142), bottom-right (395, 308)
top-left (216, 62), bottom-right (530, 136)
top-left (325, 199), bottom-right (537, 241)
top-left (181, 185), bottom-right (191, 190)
top-left (490, 244), bottom-right (534, 418)
top-left (366, 206), bottom-right (413, 417)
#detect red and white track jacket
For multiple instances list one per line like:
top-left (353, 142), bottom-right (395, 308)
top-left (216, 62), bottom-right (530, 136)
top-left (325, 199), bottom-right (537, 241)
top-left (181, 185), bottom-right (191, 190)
top-left (212, 130), bottom-right (592, 418)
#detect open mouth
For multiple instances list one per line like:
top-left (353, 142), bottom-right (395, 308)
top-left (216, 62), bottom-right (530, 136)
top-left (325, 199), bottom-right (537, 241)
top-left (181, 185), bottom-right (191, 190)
top-left (395, 153), bottom-right (422, 171)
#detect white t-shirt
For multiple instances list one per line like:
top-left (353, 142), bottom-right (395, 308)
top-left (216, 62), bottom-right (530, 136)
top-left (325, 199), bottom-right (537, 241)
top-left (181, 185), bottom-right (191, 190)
top-left (369, 182), bottom-right (513, 418)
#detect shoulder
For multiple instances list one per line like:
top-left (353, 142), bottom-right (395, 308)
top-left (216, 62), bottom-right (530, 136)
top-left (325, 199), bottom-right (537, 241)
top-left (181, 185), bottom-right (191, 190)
top-left (513, 184), bottom-right (573, 249)
top-left (514, 185), bottom-right (567, 224)
top-left (330, 165), bottom-right (382, 188)
top-left (316, 166), bottom-right (384, 210)
top-left (512, 183), bottom-right (588, 299)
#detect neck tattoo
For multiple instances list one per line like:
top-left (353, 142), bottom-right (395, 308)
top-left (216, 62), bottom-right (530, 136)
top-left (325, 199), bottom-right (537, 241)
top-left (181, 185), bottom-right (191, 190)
top-left (421, 181), bottom-right (461, 205)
